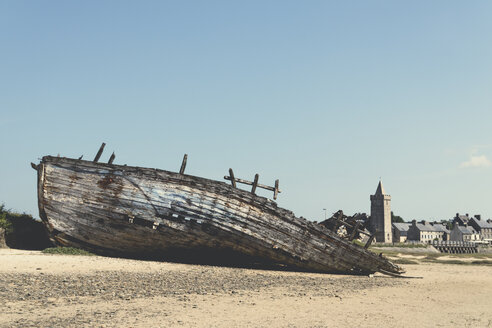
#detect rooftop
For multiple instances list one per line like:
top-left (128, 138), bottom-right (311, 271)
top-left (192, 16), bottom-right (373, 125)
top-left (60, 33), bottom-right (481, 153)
top-left (392, 222), bottom-right (411, 232)
top-left (411, 221), bottom-right (449, 233)
top-left (456, 225), bottom-right (478, 235)
top-left (470, 216), bottom-right (492, 229)
top-left (431, 224), bottom-right (450, 233)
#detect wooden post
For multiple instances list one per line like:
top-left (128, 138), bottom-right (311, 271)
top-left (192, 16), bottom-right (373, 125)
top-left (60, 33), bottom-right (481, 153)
top-left (364, 234), bottom-right (375, 249)
top-left (273, 179), bottom-right (279, 200)
top-left (93, 143), bottom-right (106, 162)
top-left (229, 168), bottom-right (236, 188)
top-left (108, 152), bottom-right (115, 164)
top-left (332, 221), bottom-right (339, 233)
top-left (251, 174), bottom-right (259, 194)
top-left (349, 221), bottom-right (361, 241)
top-left (332, 213), bottom-right (343, 233)
top-left (179, 154), bottom-right (188, 174)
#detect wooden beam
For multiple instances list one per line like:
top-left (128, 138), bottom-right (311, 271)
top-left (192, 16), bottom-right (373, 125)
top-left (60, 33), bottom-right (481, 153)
top-left (108, 152), bottom-right (115, 164)
top-left (273, 179), bottom-right (279, 200)
top-left (229, 168), bottom-right (236, 188)
top-left (349, 221), bottom-right (361, 241)
top-left (93, 143), bottom-right (106, 162)
top-left (364, 234), bottom-right (375, 249)
top-left (251, 174), bottom-right (259, 194)
top-left (179, 154), bottom-right (188, 175)
top-left (332, 221), bottom-right (339, 233)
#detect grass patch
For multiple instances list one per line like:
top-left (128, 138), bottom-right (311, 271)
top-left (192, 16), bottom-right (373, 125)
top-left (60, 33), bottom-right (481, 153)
top-left (370, 249), bottom-right (429, 258)
top-left (392, 258), bottom-right (419, 265)
top-left (42, 247), bottom-right (95, 256)
top-left (446, 253), bottom-right (492, 259)
top-left (420, 258), bottom-right (492, 266)
top-left (352, 240), bottom-right (365, 247)
top-left (471, 260), bottom-right (492, 265)
top-left (370, 250), bottom-right (401, 257)
top-left (372, 243), bottom-right (427, 248)
top-left (425, 259), bottom-right (469, 265)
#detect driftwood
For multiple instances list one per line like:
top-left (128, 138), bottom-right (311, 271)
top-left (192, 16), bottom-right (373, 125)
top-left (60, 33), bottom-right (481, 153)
top-left (34, 147), bottom-right (403, 276)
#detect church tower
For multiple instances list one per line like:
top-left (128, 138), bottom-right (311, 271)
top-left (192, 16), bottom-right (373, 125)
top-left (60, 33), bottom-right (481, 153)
top-left (370, 180), bottom-right (392, 243)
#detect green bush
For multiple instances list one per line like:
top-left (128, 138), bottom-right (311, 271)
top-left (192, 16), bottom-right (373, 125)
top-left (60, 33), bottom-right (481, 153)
top-left (0, 204), bottom-right (13, 234)
top-left (0, 203), bottom-right (51, 249)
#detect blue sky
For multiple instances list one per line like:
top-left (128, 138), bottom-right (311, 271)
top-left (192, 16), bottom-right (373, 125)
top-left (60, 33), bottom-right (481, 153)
top-left (1, 1), bottom-right (491, 221)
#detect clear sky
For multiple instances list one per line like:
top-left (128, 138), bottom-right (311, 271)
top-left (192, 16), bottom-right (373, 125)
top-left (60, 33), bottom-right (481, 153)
top-left (1, 1), bottom-right (491, 222)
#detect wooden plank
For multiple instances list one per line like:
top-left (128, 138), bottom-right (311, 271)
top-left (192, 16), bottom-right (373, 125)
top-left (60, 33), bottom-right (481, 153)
top-left (274, 179), bottom-right (279, 200)
top-left (332, 221), bottom-right (339, 233)
top-left (108, 152), bottom-right (116, 164)
top-left (364, 234), bottom-right (375, 249)
top-left (251, 174), bottom-right (259, 194)
top-left (349, 221), bottom-right (360, 241)
top-left (93, 143), bottom-right (106, 163)
top-left (179, 154), bottom-right (188, 175)
top-left (229, 168), bottom-right (236, 188)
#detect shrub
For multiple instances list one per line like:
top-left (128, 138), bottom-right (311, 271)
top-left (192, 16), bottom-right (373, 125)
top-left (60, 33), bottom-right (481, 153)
top-left (0, 204), bottom-right (13, 234)
top-left (0, 203), bottom-right (51, 249)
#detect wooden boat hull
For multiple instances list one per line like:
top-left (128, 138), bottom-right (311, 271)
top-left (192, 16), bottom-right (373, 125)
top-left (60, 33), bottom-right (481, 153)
top-left (35, 156), bottom-right (403, 275)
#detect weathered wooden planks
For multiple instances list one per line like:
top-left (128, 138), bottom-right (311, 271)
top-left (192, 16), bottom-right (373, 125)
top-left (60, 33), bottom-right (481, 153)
top-left (36, 155), bottom-right (403, 275)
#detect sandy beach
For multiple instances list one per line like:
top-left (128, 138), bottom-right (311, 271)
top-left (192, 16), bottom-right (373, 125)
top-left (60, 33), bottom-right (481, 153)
top-left (0, 249), bottom-right (491, 328)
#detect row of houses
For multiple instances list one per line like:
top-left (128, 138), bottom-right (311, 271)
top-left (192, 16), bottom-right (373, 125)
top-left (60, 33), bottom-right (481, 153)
top-left (392, 213), bottom-right (492, 244)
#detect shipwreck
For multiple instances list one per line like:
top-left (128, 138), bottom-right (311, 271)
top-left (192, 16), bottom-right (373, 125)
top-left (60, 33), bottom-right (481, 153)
top-left (31, 143), bottom-right (403, 276)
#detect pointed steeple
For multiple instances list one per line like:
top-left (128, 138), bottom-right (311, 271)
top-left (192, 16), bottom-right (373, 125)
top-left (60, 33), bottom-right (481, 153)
top-left (370, 179), bottom-right (392, 243)
top-left (375, 180), bottom-right (385, 195)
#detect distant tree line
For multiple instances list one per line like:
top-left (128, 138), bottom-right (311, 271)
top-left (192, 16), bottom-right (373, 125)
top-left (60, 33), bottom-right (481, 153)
top-left (390, 210), bottom-right (454, 229)
top-left (391, 211), bottom-right (404, 223)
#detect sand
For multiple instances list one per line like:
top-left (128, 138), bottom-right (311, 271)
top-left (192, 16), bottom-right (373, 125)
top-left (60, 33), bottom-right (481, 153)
top-left (0, 249), bottom-right (491, 327)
